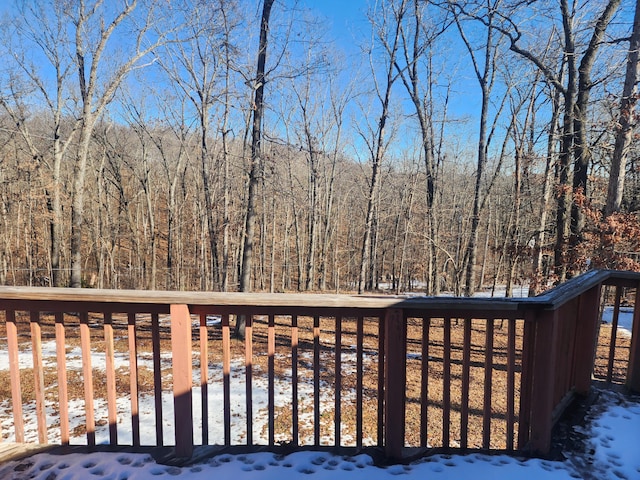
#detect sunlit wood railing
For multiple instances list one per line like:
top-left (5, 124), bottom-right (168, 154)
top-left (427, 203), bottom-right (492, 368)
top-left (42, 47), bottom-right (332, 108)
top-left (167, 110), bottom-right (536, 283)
top-left (0, 269), bottom-right (638, 461)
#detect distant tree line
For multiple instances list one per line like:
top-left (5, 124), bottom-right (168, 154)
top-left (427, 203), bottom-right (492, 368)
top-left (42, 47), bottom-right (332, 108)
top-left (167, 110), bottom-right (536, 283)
top-left (0, 0), bottom-right (638, 296)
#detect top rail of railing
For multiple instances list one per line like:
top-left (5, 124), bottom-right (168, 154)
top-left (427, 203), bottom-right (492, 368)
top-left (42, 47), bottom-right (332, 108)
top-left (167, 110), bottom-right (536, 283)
top-left (0, 269), bottom-right (638, 313)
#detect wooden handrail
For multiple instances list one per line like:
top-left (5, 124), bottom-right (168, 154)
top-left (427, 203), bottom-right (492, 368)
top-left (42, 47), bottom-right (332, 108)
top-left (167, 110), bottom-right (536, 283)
top-left (0, 269), bottom-right (637, 311)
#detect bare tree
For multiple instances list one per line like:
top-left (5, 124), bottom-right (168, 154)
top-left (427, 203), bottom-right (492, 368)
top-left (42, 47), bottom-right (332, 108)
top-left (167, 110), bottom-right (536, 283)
top-left (68, 0), bottom-right (167, 287)
top-left (605, 0), bottom-right (640, 215)
top-left (359, 0), bottom-right (406, 294)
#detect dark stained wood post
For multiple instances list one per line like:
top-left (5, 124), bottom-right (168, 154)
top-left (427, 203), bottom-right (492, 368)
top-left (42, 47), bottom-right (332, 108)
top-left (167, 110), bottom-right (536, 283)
top-left (384, 308), bottom-right (406, 460)
top-left (573, 284), bottom-right (602, 394)
top-left (526, 308), bottom-right (558, 455)
top-left (171, 303), bottom-right (194, 458)
top-left (626, 282), bottom-right (640, 392)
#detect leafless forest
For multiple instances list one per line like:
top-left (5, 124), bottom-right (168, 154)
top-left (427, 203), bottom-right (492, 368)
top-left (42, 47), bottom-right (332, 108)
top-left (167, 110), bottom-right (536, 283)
top-left (0, 0), bottom-right (638, 295)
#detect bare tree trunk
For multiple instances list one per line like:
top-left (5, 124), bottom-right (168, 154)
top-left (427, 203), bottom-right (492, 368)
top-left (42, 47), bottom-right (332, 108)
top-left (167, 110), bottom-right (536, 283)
top-left (570, 0), bottom-right (622, 245)
top-left (240, 0), bottom-right (273, 293)
top-left (605, 0), bottom-right (640, 215)
top-left (359, 0), bottom-right (406, 294)
top-left (237, 0), bottom-right (274, 338)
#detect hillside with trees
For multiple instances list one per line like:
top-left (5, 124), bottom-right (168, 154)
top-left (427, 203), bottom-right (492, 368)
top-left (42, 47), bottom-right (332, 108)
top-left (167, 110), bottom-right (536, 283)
top-left (0, 0), bottom-right (638, 296)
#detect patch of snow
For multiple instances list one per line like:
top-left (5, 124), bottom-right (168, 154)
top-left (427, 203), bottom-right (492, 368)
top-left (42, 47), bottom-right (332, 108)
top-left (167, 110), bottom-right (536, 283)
top-left (2, 389), bottom-right (640, 479)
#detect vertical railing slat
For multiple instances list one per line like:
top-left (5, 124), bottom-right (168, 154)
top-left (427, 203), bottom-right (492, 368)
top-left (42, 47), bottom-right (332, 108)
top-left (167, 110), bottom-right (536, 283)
top-left (313, 315), bottom-right (320, 446)
top-left (442, 317), bottom-right (451, 448)
top-left (151, 313), bottom-right (163, 446)
top-left (55, 312), bottom-right (70, 445)
top-left (6, 310), bottom-right (24, 443)
top-left (483, 318), bottom-right (494, 449)
top-left (517, 313), bottom-right (535, 449)
top-left (104, 312), bottom-right (118, 445)
top-left (245, 315), bottom-right (253, 446)
top-left (199, 314), bottom-right (209, 445)
top-left (334, 315), bottom-right (342, 447)
top-left (506, 317), bottom-right (516, 451)
top-left (460, 317), bottom-right (472, 450)
top-left (30, 311), bottom-right (47, 444)
top-left (222, 314), bottom-right (231, 446)
top-left (377, 314), bottom-right (385, 448)
top-left (80, 312), bottom-right (96, 446)
top-left (356, 315), bottom-right (364, 448)
top-left (420, 317), bottom-right (430, 448)
top-left (128, 313), bottom-right (140, 447)
top-left (607, 286), bottom-right (622, 383)
top-left (268, 314), bottom-right (275, 446)
top-left (291, 315), bottom-right (299, 446)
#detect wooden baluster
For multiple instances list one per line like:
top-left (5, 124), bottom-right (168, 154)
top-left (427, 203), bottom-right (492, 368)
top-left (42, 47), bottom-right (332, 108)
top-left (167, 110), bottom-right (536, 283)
top-left (291, 315), bottom-right (299, 446)
top-left (30, 311), bottom-right (47, 444)
top-left (104, 312), bottom-right (118, 445)
top-left (55, 312), bottom-right (70, 445)
top-left (335, 315), bottom-right (342, 447)
top-left (151, 313), bottom-right (163, 446)
top-left (199, 313), bottom-right (209, 445)
top-left (6, 310), bottom-right (24, 443)
top-left (222, 314), bottom-right (231, 445)
top-left (80, 312), bottom-right (96, 446)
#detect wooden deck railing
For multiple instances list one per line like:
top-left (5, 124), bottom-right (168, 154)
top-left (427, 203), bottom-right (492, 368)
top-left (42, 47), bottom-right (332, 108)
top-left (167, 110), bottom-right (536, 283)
top-left (0, 269), bottom-right (639, 461)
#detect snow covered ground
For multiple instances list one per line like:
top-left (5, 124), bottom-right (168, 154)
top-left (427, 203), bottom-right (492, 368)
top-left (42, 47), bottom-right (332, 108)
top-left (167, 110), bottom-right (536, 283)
top-left (0, 387), bottom-right (638, 479)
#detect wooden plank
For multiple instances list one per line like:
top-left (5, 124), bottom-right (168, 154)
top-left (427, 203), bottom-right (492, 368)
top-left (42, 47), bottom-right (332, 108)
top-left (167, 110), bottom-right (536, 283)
top-left (443, 317), bottom-right (451, 448)
top-left (199, 314), bottom-right (209, 445)
top-left (313, 315), bottom-right (320, 446)
top-left (6, 310), bottom-right (24, 443)
top-left (0, 285), bottom-right (531, 310)
top-left (0, 443), bottom-right (56, 464)
top-left (607, 286), bottom-right (623, 383)
top-left (517, 313), bottom-right (536, 449)
top-left (573, 285), bottom-right (602, 394)
top-left (483, 318), bottom-right (494, 450)
top-left (506, 317), bottom-right (516, 451)
top-left (222, 314), bottom-right (231, 446)
top-left (103, 312), bottom-right (118, 445)
top-left (460, 318), bottom-right (472, 450)
top-left (626, 283), bottom-right (640, 392)
top-left (30, 311), bottom-right (47, 444)
top-left (420, 317), bottom-right (430, 448)
top-left (377, 315), bottom-right (385, 448)
top-left (244, 315), bottom-right (253, 446)
top-left (170, 304), bottom-right (193, 458)
top-left (151, 313), bottom-right (163, 446)
top-left (55, 312), bottom-right (70, 445)
top-left (356, 316), bottom-right (364, 448)
top-left (384, 308), bottom-right (406, 460)
top-left (80, 312), bottom-right (96, 446)
top-left (527, 309), bottom-right (558, 454)
top-left (335, 315), bottom-right (342, 447)
top-left (291, 315), bottom-right (299, 446)
top-left (128, 313), bottom-right (140, 447)
top-left (268, 314), bottom-right (275, 446)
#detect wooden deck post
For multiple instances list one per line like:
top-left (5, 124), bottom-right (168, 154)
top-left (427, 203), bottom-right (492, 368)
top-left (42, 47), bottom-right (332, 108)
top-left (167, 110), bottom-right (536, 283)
top-left (573, 284), bottom-right (602, 394)
top-left (626, 282), bottom-right (640, 392)
top-left (171, 303), bottom-right (194, 458)
top-left (526, 309), bottom-right (558, 455)
top-left (384, 308), bottom-right (406, 460)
